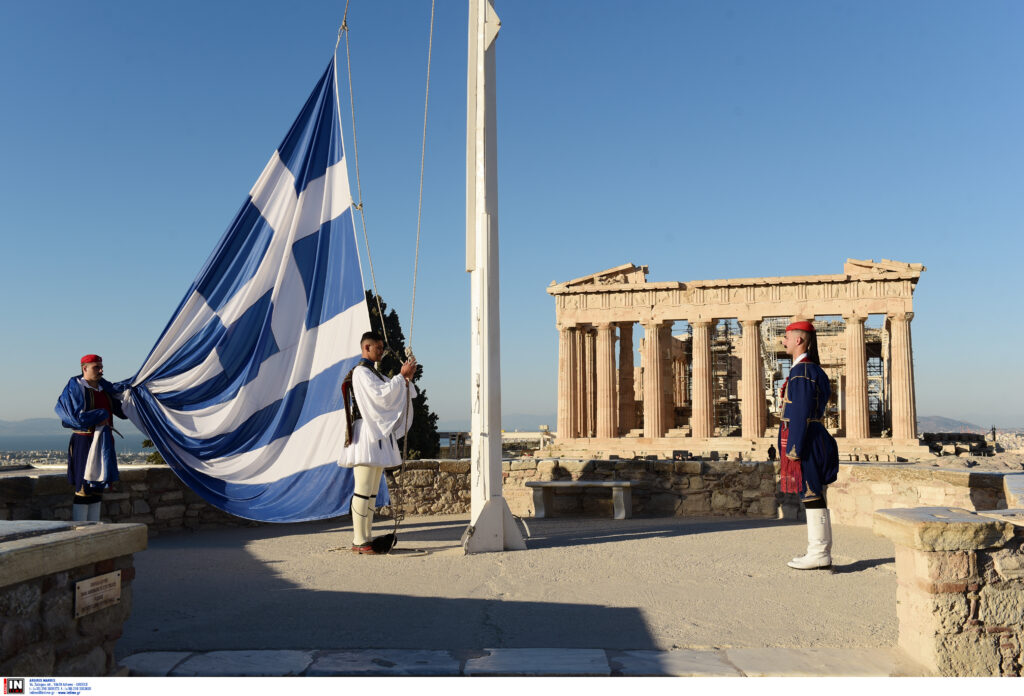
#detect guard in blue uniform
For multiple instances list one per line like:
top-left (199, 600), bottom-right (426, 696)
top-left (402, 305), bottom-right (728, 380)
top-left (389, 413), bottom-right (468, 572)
top-left (779, 321), bottom-right (839, 570)
top-left (55, 354), bottom-right (126, 522)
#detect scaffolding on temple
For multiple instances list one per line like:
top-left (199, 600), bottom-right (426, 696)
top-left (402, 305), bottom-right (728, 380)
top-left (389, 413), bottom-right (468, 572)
top-left (760, 317), bottom-right (788, 428)
top-left (713, 319), bottom-right (741, 436)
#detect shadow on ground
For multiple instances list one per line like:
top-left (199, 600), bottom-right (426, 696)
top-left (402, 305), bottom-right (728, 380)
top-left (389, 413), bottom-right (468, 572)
top-left (118, 518), bottom-right (657, 658)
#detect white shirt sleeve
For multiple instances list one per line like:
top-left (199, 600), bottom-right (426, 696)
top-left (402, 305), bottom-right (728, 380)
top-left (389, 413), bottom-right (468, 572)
top-left (352, 367), bottom-right (418, 440)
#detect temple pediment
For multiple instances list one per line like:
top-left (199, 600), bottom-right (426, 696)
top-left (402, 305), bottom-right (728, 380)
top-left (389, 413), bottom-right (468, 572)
top-left (844, 258), bottom-right (926, 277)
top-left (549, 263), bottom-right (649, 291)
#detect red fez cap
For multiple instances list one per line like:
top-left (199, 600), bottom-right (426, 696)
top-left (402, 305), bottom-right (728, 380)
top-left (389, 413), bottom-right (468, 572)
top-left (785, 321), bottom-right (815, 333)
top-left (80, 354), bottom-right (102, 365)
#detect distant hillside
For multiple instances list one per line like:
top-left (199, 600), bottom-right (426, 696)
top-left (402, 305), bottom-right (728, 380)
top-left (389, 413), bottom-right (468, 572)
top-left (0, 417), bottom-right (143, 437)
top-left (918, 415), bottom-right (986, 434)
top-left (0, 418), bottom-right (65, 435)
top-left (437, 412), bottom-right (556, 432)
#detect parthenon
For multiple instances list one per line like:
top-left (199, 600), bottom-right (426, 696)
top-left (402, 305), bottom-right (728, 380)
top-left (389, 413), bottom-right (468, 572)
top-left (543, 259), bottom-right (929, 461)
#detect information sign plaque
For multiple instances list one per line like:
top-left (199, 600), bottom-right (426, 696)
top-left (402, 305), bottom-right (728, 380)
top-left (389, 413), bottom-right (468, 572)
top-left (74, 570), bottom-right (121, 618)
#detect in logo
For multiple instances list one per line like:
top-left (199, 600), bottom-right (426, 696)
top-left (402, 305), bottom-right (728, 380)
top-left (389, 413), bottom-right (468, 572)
top-left (3, 678), bottom-right (25, 695)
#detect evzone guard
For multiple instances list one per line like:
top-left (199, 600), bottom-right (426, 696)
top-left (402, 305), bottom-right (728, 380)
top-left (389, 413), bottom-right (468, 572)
top-left (338, 332), bottom-right (418, 554)
top-left (54, 354), bottom-right (127, 522)
top-left (778, 320), bottom-right (840, 570)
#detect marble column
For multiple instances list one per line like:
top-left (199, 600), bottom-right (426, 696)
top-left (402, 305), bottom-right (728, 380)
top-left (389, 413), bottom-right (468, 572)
top-left (890, 312), bottom-right (917, 440)
top-left (642, 321), bottom-right (666, 438)
top-left (844, 314), bottom-right (870, 439)
top-left (740, 319), bottom-right (766, 439)
top-left (691, 320), bottom-right (714, 439)
top-left (596, 323), bottom-right (618, 439)
top-left (584, 327), bottom-right (597, 438)
top-left (557, 326), bottom-right (577, 439)
top-left (574, 327), bottom-right (586, 438)
top-left (660, 323), bottom-right (675, 429)
top-left (617, 322), bottom-right (635, 434)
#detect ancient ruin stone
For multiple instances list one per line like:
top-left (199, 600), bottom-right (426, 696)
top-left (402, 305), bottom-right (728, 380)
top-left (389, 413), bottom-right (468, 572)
top-left (978, 583), bottom-right (1024, 627)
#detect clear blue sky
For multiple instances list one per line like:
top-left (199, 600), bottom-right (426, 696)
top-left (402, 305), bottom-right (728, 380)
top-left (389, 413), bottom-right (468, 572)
top-left (2, 1), bottom-right (1022, 429)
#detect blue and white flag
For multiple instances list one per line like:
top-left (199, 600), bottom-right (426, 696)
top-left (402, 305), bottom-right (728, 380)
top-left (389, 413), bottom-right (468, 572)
top-left (118, 58), bottom-right (377, 522)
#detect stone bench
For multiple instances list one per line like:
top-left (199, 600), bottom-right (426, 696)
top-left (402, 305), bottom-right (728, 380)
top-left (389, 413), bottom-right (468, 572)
top-left (525, 480), bottom-right (646, 520)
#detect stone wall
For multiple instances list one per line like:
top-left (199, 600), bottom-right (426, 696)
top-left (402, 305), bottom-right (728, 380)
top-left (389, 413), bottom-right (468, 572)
top-left (874, 507), bottom-right (1024, 676)
top-left (386, 460), bottom-right (472, 515)
top-left (4, 462), bottom-right (1015, 532)
top-left (498, 458), bottom-right (778, 519)
top-left (3, 459), bottom-right (780, 529)
top-left (0, 468), bottom-right (259, 535)
top-left (829, 464), bottom-right (1006, 528)
top-left (0, 521), bottom-right (147, 676)
top-left (388, 457), bottom-right (779, 519)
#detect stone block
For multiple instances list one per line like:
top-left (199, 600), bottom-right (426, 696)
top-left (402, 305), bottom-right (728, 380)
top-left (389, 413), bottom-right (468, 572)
top-left (874, 507), bottom-right (1015, 552)
top-left (647, 493), bottom-right (678, 514)
top-left (536, 461), bottom-right (557, 480)
top-left (510, 460), bottom-right (534, 472)
top-left (1004, 475), bottom-right (1024, 508)
top-left (703, 461), bottom-right (734, 476)
top-left (991, 548), bottom-right (1024, 581)
top-left (0, 581), bottom-right (42, 617)
top-left (895, 547), bottom-right (973, 587)
top-left (54, 645), bottom-right (109, 676)
top-left (117, 469), bottom-right (148, 483)
top-left (32, 475), bottom-right (74, 497)
top-left (978, 583), bottom-right (1024, 627)
top-left (2, 618), bottom-right (42, 658)
top-left (0, 642), bottom-right (55, 676)
top-left (41, 571), bottom-right (70, 594)
top-left (132, 500), bottom-right (151, 515)
top-left (182, 488), bottom-right (207, 505)
top-left (438, 461), bottom-right (470, 474)
top-left (934, 631), bottom-right (1002, 677)
top-left (0, 479), bottom-right (33, 500)
top-left (146, 468), bottom-right (180, 492)
top-left (42, 589), bottom-right (74, 640)
top-left (688, 476), bottom-right (704, 490)
top-left (680, 494), bottom-right (710, 515)
top-left (896, 584), bottom-right (968, 635)
top-left (154, 505), bottom-right (187, 521)
top-left (711, 491), bottom-right (741, 512)
top-left (159, 491), bottom-right (184, 503)
top-left (675, 461), bottom-right (702, 475)
top-left (398, 470), bottom-right (434, 488)
top-left (758, 497), bottom-right (779, 517)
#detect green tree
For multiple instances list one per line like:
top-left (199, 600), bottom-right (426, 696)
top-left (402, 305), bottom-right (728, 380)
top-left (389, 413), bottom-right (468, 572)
top-left (140, 439), bottom-right (165, 465)
top-left (364, 289), bottom-right (441, 459)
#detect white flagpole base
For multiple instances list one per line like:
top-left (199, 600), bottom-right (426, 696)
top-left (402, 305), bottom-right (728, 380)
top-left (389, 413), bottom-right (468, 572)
top-left (464, 498), bottom-right (526, 553)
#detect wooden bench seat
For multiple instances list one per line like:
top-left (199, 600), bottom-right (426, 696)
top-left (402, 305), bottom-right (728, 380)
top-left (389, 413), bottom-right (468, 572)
top-left (525, 480), bottom-right (646, 520)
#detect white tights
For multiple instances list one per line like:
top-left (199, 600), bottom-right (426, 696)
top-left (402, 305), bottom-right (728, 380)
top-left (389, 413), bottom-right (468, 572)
top-left (351, 466), bottom-right (383, 545)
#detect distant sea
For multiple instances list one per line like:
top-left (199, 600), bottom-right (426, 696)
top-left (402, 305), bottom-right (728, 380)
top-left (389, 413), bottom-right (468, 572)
top-left (0, 433), bottom-right (150, 453)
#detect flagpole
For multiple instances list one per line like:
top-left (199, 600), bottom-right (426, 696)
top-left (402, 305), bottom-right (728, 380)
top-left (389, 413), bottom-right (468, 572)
top-left (463, 0), bottom-right (525, 553)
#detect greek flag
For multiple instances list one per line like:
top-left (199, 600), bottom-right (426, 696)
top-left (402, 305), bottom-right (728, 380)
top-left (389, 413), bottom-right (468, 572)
top-left (118, 58), bottom-right (378, 522)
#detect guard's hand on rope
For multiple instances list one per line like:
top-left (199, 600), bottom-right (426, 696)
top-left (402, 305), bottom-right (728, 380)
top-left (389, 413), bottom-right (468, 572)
top-left (400, 358), bottom-right (417, 380)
